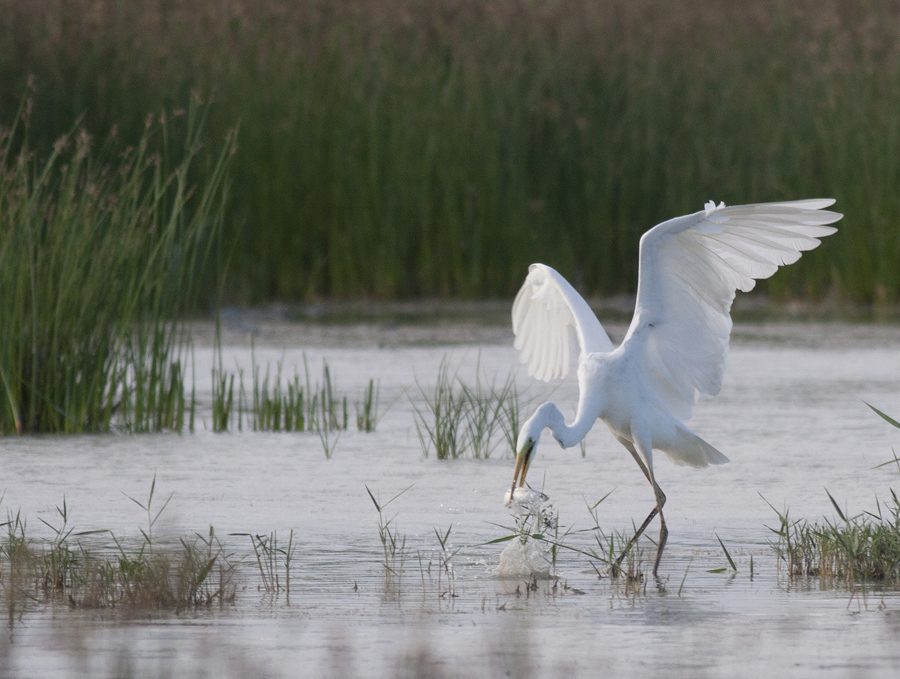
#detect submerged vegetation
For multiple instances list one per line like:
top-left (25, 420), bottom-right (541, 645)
top-left (2, 0), bottom-right (900, 302)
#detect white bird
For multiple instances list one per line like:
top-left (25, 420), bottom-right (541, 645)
top-left (507, 199), bottom-right (841, 576)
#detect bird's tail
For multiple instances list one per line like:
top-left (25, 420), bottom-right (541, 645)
top-left (659, 426), bottom-right (729, 468)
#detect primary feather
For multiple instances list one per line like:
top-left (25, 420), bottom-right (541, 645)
top-left (623, 199), bottom-right (840, 421)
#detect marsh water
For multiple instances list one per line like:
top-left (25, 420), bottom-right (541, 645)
top-left (2, 308), bottom-right (900, 678)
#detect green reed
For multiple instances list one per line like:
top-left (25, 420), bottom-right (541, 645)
top-left (356, 379), bottom-right (381, 433)
top-left (414, 361), bottom-right (468, 460)
top-left (210, 349), bottom-right (378, 437)
top-left (238, 530), bottom-right (296, 600)
top-left (249, 356), bottom-right (345, 433)
top-left (769, 405), bottom-right (900, 587)
top-left (430, 524), bottom-right (458, 601)
top-left (3, 0), bottom-right (899, 304)
top-left (414, 359), bottom-right (521, 459)
top-left (0, 93), bottom-right (234, 434)
top-left (769, 491), bottom-right (900, 586)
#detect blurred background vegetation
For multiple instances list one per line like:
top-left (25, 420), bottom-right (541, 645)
top-left (2, 0), bottom-right (899, 304)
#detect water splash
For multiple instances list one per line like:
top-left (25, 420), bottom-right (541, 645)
top-left (495, 488), bottom-right (556, 578)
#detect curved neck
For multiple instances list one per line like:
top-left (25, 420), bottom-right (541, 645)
top-left (532, 401), bottom-right (596, 449)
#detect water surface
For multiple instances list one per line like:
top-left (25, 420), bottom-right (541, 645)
top-left (2, 318), bottom-right (899, 678)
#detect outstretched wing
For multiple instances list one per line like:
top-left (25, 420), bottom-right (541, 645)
top-left (512, 263), bottom-right (614, 381)
top-left (624, 199), bottom-right (841, 421)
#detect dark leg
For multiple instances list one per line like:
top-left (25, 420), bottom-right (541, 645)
top-left (650, 477), bottom-right (668, 577)
top-left (614, 437), bottom-right (667, 574)
top-left (634, 439), bottom-right (668, 577)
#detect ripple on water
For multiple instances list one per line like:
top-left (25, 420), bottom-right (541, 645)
top-left (1, 320), bottom-right (899, 678)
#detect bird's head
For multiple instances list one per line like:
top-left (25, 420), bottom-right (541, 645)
top-left (507, 406), bottom-right (559, 505)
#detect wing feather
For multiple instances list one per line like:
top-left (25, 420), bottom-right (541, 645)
top-left (624, 199), bottom-right (841, 421)
top-left (512, 264), bottom-right (614, 381)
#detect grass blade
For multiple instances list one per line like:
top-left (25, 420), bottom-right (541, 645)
top-left (865, 402), bottom-right (900, 429)
top-left (715, 534), bottom-right (737, 573)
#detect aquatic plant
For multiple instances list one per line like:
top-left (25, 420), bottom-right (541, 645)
top-left (413, 361), bottom-right (469, 460)
top-left (314, 417), bottom-right (342, 459)
top-left (768, 490), bottom-right (900, 586)
top-left (413, 359), bottom-right (522, 459)
top-left (210, 349), bottom-right (378, 437)
top-left (211, 331), bottom-right (238, 433)
top-left (431, 525), bottom-right (458, 601)
top-left (866, 402), bottom-right (900, 431)
top-left (5, 1), bottom-right (900, 303)
top-left (0, 93), bottom-right (234, 434)
top-left (769, 406), bottom-right (900, 588)
top-left (356, 378), bottom-right (381, 432)
top-left (707, 534), bottom-right (740, 575)
top-left (366, 485), bottom-right (411, 592)
top-left (0, 482), bottom-right (320, 614)
top-left (460, 370), bottom-right (518, 460)
top-left (238, 530), bottom-right (297, 600)
top-left (1, 491), bottom-right (236, 612)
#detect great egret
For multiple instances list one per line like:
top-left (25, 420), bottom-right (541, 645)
top-left (507, 199), bottom-right (841, 576)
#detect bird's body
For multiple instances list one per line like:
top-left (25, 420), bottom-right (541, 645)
top-left (509, 199), bottom-right (842, 575)
top-left (526, 334), bottom-right (728, 467)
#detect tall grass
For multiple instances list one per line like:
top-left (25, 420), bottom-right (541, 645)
top-left (0, 93), bottom-right (234, 434)
top-left (2, 1), bottom-right (899, 303)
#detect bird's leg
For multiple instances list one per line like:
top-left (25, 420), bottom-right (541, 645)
top-left (631, 434), bottom-right (669, 577)
top-left (613, 437), bottom-right (666, 574)
top-left (613, 503), bottom-right (659, 576)
top-left (649, 472), bottom-right (668, 578)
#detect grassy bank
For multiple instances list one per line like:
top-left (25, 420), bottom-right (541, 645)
top-left (1, 1), bottom-right (899, 302)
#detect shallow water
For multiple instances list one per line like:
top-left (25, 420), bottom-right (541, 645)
top-left (2, 317), bottom-right (900, 678)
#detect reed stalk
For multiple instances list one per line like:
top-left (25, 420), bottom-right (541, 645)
top-left (210, 348), bottom-right (375, 436)
top-left (0, 92), bottom-right (234, 434)
top-left (2, 1), bottom-right (898, 303)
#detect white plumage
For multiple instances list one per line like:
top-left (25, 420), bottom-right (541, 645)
top-left (508, 199), bottom-right (841, 575)
top-left (512, 263), bottom-right (613, 382)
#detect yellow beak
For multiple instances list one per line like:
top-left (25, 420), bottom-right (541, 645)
top-left (508, 440), bottom-right (536, 503)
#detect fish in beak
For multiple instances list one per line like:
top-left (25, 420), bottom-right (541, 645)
top-left (507, 438), bottom-right (536, 506)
